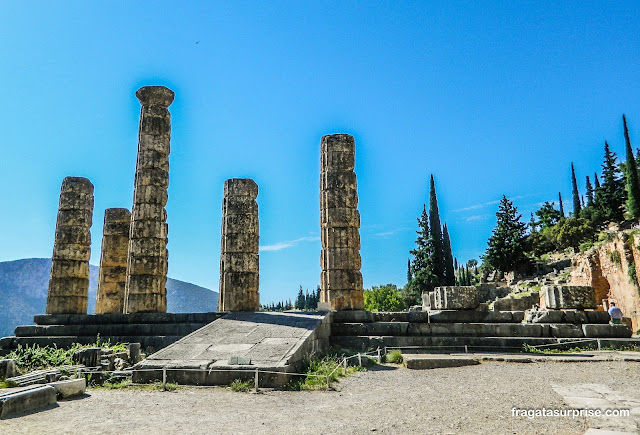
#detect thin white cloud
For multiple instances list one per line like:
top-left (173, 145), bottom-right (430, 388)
top-left (260, 236), bottom-right (320, 252)
top-left (372, 227), bottom-right (412, 237)
top-left (465, 215), bottom-right (490, 222)
top-left (453, 195), bottom-right (528, 213)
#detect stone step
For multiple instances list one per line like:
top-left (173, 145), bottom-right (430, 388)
top-left (331, 335), bottom-right (640, 352)
top-left (0, 385), bottom-right (57, 418)
top-left (331, 310), bottom-right (527, 324)
top-left (403, 354), bottom-right (480, 369)
top-left (32, 312), bottom-right (223, 326)
top-left (14, 323), bottom-right (206, 338)
top-left (332, 323), bottom-right (631, 339)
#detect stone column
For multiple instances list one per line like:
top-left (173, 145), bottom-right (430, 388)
top-left (219, 179), bottom-right (259, 311)
top-left (124, 86), bottom-right (174, 313)
top-left (46, 177), bottom-right (94, 314)
top-left (95, 208), bottom-right (131, 314)
top-left (320, 134), bottom-right (364, 310)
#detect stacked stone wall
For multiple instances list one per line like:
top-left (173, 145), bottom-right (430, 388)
top-left (46, 177), bottom-right (94, 315)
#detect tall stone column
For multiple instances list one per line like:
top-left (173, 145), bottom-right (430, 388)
top-left (46, 177), bottom-right (94, 314)
top-left (219, 179), bottom-right (260, 312)
top-left (95, 208), bottom-right (131, 314)
top-left (320, 134), bottom-right (364, 310)
top-left (124, 86), bottom-right (174, 313)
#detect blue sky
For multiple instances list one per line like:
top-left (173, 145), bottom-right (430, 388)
top-left (1, 2), bottom-right (639, 304)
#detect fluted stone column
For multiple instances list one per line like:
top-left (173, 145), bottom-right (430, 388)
top-left (95, 208), bottom-right (130, 314)
top-left (320, 134), bottom-right (364, 310)
top-left (124, 86), bottom-right (174, 313)
top-left (219, 179), bottom-right (259, 312)
top-left (46, 177), bottom-right (94, 314)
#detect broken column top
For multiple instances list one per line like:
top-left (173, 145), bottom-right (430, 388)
top-left (135, 86), bottom-right (175, 107)
top-left (61, 177), bottom-right (94, 192)
top-left (104, 208), bottom-right (130, 221)
top-left (224, 178), bottom-right (258, 198)
top-left (322, 134), bottom-right (355, 153)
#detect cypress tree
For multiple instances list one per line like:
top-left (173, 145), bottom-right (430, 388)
top-left (571, 163), bottom-right (581, 216)
top-left (558, 192), bottom-right (564, 217)
top-left (428, 175), bottom-right (445, 284)
top-left (595, 141), bottom-right (625, 222)
top-left (454, 257), bottom-right (458, 271)
top-left (406, 258), bottom-right (412, 284)
top-left (623, 115), bottom-right (640, 219)
top-left (585, 176), bottom-right (594, 206)
top-left (442, 223), bottom-right (455, 285)
top-left (594, 173), bottom-right (600, 189)
top-left (409, 205), bottom-right (437, 301)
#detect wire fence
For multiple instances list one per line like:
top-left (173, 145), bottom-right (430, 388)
top-left (10, 348), bottom-right (386, 391)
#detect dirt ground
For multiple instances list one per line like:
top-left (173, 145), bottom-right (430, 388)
top-left (1, 360), bottom-right (638, 435)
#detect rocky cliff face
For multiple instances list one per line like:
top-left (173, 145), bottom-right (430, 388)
top-left (571, 231), bottom-right (640, 334)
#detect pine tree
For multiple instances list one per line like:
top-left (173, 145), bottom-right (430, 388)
top-left (483, 196), bottom-right (529, 272)
top-left (595, 141), bottom-right (626, 223)
top-left (623, 115), bottom-right (640, 219)
top-left (585, 176), bottom-right (594, 207)
top-left (295, 286), bottom-right (305, 310)
top-left (571, 163), bottom-right (581, 216)
top-left (406, 258), bottom-right (412, 284)
top-left (558, 192), bottom-right (564, 217)
top-left (594, 173), bottom-right (600, 189)
top-left (409, 205), bottom-right (437, 300)
top-left (442, 223), bottom-right (455, 285)
top-left (428, 175), bottom-right (445, 285)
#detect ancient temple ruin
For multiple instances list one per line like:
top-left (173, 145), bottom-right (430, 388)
top-left (320, 134), bottom-right (364, 310)
top-left (46, 177), bottom-right (94, 315)
top-left (124, 86), bottom-right (174, 313)
top-left (218, 178), bottom-right (260, 311)
top-left (95, 208), bottom-right (131, 314)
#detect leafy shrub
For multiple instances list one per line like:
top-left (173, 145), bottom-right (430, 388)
top-left (385, 350), bottom-right (403, 364)
top-left (288, 353), bottom-right (365, 390)
top-left (364, 284), bottom-right (407, 312)
top-left (230, 379), bottom-right (252, 392)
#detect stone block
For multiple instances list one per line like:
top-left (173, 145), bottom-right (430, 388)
top-left (525, 310), bottom-right (564, 324)
top-left (131, 203), bottom-right (165, 221)
top-left (549, 324), bottom-right (584, 338)
top-left (322, 227), bottom-right (360, 249)
top-left (56, 209), bottom-right (92, 227)
top-left (220, 253), bottom-right (259, 272)
top-left (586, 310), bottom-right (612, 324)
top-left (433, 286), bottom-right (479, 310)
top-left (321, 248), bottom-right (361, 270)
top-left (321, 188), bottom-right (359, 208)
top-left (220, 272), bottom-right (259, 291)
top-left (126, 293), bottom-right (167, 313)
top-left (54, 226), bottom-right (91, 245)
top-left (0, 359), bottom-right (17, 378)
top-left (322, 172), bottom-right (357, 190)
top-left (51, 244), bottom-right (91, 261)
top-left (133, 184), bottom-right (168, 206)
top-left (421, 291), bottom-right (433, 310)
top-left (582, 324), bottom-right (632, 338)
top-left (224, 178), bottom-right (258, 198)
top-left (321, 133), bottom-right (355, 153)
top-left (541, 285), bottom-right (596, 309)
top-left (134, 168), bottom-right (169, 188)
top-left (127, 255), bottom-right (167, 276)
top-left (126, 275), bottom-right (165, 294)
top-left (0, 385), bottom-right (57, 418)
top-left (322, 208), bottom-right (360, 228)
top-left (222, 214), bottom-right (259, 230)
top-left (50, 378), bottom-right (86, 399)
top-left (323, 270), bottom-right (363, 291)
top-left (220, 232), bottom-right (259, 253)
top-left (50, 260), bottom-right (90, 279)
top-left (136, 150), bottom-right (170, 171)
top-left (223, 196), bottom-right (258, 215)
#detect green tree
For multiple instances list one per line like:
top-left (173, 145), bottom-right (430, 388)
top-left (428, 175), bottom-right (445, 285)
top-left (295, 286), bottom-right (305, 310)
top-left (595, 141), bottom-right (625, 223)
top-left (364, 284), bottom-right (407, 312)
top-left (406, 258), bottom-right (412, 284)
top-left (623, 115), bottom-right (640, 219)
top-left (408, 205), bottom-right (437, 304)
top-left (550, 218), bottom-right (596, 251)
top-left (558, 192), bottom-right (565, 217)
top-left (534, 201), bottom-right (562, 229)
top-left (442, 223), bottom-right (455, 285)
top-left (571, 163), bottom-right (581, 216)
top-left (585, 176), bottom-right (594, 207)
top-left (483, 196), bottom-right (529, 272)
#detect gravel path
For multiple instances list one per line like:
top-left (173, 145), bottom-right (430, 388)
top-left (1, 361), bottom-right (638, 434)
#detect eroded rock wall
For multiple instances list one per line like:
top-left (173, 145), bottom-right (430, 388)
top-left (571, 231), bottom-right (640, 334)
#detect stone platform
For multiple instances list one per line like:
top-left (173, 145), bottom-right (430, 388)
top-left (133, 311), bottom-right (330, 387)
top-left (331, 310), bottom-right (638, 352)
top-left (1, 312), bottom-right (224, 354)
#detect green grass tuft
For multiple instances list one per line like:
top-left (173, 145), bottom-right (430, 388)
top-left (230, 379), bottom-right (252, 392)
top-left (385, 350), bottom-right (403, 364)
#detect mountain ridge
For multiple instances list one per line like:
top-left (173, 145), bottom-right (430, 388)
top-left (0, 258), bottom-right (218, 337)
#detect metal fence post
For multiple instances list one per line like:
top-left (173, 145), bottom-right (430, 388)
top-left (358, 353), bottom-right (362, 367)
top-left (255, 369), bottom-right (259, 392)
top-left (377, 347), bottom-right (381, 363)
top-left (326, 374), bottom-right (330, 390)
top-left (162, 366), bottom-right (167, 390)
top-left (343, 358), bottom-right (347, 375)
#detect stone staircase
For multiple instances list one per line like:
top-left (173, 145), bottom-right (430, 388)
top-left (0, 312), bottom-right (224, 354)
top-left (330, 310), bottom-right (637, 353)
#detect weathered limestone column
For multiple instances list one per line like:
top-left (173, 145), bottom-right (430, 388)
top-left (219, 179), bottom-right (259, 311)
top-left (46, 177), bottom-right (94, 314)
top-left (95, 208), bottom-right (130, 314)
top-left (124, 86), bottom-right (174, 313)
top-left (320, 134), bottom-right (364, 310)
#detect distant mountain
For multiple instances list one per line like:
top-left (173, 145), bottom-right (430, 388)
top-left (0, 258), bottom-right (218, 337)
